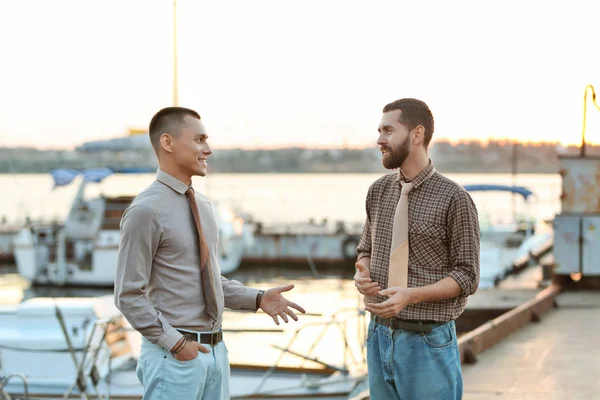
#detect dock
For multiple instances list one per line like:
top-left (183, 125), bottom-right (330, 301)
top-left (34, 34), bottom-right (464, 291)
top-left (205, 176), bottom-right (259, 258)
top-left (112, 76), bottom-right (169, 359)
top-left (350, 286), bottom-right (599, 400)
top-left (463, 290), bottom-right (600, 399)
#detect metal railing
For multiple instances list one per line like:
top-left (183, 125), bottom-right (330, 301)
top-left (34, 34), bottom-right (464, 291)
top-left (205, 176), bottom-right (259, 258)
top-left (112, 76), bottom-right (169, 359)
top-left (242, 302), bottom-right (368, 398)
top-left (0, 373), bottom-right (29, 400)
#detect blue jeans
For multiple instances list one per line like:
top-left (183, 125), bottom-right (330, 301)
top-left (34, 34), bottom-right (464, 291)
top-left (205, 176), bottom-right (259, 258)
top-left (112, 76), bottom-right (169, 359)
top-left (136, 336), bottom-right (230, 399)
top-left (366, 319), bottom-right (462, 400)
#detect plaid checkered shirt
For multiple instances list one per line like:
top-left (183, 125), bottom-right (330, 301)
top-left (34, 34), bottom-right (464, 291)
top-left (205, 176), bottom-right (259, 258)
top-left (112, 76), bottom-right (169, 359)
top-left (356, 160), bottom-right (480, 322)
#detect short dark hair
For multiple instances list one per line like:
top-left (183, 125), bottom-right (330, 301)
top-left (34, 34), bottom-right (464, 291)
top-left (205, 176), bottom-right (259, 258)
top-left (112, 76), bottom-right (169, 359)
top-left (383, 98), bottom-right (434, 148)
top-left (148, 106), bottom-right (201, 151)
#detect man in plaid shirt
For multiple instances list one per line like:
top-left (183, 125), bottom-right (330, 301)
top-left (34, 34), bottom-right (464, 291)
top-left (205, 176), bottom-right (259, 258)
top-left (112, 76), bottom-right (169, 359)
top-left (355, 98), bottom-right (480, 399)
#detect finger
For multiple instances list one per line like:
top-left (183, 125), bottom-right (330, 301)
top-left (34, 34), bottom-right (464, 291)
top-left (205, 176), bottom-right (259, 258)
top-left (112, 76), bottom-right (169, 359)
top-left (197, 344), bottom-right (210, 354)
top-left (357, 284), bottom-right (381, 295)
top-left (378, 288), bottom-right (399, 297)
top-left (365, 305), bottom-right (395, 316)
top-left (284, 308), bottom-right (298, 321)
top-left (355, 277), bottom-right (372, 284)
top-left (356, 263), bottom-right (366, 271)
top-left (364, 300), bottom-right (386, 310)
top-left (365, 303), bottom-right (388, 312)
top-left (364, 307), bottom-right (383, 317)
top-left (362, 287), bottom-right (381, 296)
top-left (276, 284), bottom-right (294, 293)
top-left (368, 304), bottom-right (398, 316)
top-left (357, 282), bottom-right (380, 291)
top-left (272, 315), bottom-right (280, 326)
top-left (288, 302), bottom-right (305, 314)
top-left (279, 312), bottom-right (289, 323)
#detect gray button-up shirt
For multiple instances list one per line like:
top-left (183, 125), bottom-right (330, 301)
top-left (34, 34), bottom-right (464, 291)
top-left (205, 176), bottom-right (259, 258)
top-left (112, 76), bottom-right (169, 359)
top-left (114, 169), bottom-right (259, 351)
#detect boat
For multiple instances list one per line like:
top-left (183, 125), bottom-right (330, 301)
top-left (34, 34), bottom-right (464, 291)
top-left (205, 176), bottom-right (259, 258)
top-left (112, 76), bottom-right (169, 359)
top-left (0, 295), bottom-right (368, 400)
top-left (240, 218), bottom-right (364, 271)
top-left (0, 223), bottom-right (19, 265)
top-left (12, 168), bottom-right (254, 287)
top-left (464, 184), bottom-right (552, 288)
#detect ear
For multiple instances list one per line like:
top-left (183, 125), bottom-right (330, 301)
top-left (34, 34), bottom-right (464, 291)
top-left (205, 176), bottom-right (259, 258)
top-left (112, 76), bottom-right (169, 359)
top-left (160, 133), bottom-right (174, 154)
top-left (412, 125), bottom-right (425, 146)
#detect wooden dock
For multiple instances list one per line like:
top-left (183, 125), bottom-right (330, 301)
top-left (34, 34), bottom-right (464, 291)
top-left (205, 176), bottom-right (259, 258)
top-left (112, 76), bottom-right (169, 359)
top-left (463, 290), bottom-right (600, 399)
top-left (349, 286), bottom-right (599, 400)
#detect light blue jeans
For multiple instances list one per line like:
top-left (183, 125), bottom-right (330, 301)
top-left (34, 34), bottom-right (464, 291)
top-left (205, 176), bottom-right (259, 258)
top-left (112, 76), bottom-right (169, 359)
top-left (366, 319), bottom-right (462, 399)
top-left (136, 336), bottom-right (230, 400)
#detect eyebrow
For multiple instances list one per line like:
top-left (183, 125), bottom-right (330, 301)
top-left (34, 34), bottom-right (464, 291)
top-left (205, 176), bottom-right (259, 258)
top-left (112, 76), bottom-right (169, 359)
top-left (378, 124), bottom-right (393, 133)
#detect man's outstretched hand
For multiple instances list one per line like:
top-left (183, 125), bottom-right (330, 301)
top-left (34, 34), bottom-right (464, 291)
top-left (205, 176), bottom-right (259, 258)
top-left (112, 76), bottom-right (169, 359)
top-left (259, 284), bottom-right (306, 325)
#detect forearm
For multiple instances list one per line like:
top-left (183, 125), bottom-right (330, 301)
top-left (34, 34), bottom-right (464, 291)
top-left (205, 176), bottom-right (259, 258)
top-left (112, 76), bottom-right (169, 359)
top-left (356, 224), bottom-right (372, 261)
top-left (407, 277), bottom-right (462, 305)
top-left (221, 276), bottom-right (261, 310)
top-left (356, 189), bottom-right (373, 260)
top-left (114, 284), bottom-right (182, 350)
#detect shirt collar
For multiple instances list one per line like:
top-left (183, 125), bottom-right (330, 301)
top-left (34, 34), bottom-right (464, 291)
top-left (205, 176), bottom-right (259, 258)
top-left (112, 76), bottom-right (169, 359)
top-left (156, 169), bottom-right (191, 194)
top-left (395, 159), bottom-right (436, 190)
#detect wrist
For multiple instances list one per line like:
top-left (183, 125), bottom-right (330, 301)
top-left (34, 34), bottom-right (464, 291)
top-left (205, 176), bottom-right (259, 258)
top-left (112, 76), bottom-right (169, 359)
top-left (407, 287), bottom-right (421, 305)
top-left (256, 289), bottom-right (265, 310)
top-left (170, 337), bottom-right (187, 355)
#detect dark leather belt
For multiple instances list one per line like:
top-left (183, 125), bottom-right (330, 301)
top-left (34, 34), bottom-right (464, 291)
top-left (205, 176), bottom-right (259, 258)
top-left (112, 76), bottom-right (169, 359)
top-left (176, 329), bottom-right (223, 346)
top-left (370, 314), bottom-right (440, 333)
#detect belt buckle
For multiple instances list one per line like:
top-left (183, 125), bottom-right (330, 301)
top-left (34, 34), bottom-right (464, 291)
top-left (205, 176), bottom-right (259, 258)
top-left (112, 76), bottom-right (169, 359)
top-left (389, 318), bottom-right (397, 330)
top-left (210, 332), bottom-right (217, 346)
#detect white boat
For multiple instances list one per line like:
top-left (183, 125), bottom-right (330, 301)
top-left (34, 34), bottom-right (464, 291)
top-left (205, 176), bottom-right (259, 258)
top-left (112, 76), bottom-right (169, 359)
top-left (464, 184), bottom-right (552, 288)
top-left (12, 168), bottom-right (254, 287)
top-left (0, 295), bottom-right (368, 400)
top-left (241, 218), bottom-right (365, 269)
top-left (0, 223), bottom-right (19, 265)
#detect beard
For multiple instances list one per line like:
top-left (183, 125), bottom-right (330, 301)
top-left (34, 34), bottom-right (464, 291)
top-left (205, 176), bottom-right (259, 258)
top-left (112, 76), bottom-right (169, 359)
top-left (382, 136), bottom-right (411, 170)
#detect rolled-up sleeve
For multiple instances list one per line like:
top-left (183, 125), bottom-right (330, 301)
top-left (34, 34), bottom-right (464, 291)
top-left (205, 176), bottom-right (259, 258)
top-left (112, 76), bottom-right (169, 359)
top-left (114, 204), bottom-right (183, 351)
top-left (221, 276), bottom-right (261, 311)
top-left (356, 185), bottom-right (373, 262)
top-left (446, 190), bottom-right (480, 296)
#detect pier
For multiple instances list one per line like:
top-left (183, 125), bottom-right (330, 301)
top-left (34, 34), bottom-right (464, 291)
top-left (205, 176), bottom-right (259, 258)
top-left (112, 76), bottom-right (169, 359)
top-left (463, 289), bottom-right (600, 399)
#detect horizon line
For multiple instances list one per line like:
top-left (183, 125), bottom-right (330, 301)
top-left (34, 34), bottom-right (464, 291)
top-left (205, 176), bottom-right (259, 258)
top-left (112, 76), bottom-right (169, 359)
top-left (0, 137), bottom-right (593, 152)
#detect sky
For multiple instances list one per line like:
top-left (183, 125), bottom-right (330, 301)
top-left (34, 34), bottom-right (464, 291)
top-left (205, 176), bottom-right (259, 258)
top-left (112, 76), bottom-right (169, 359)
top-left (1, 0), bottom-right (599, 150)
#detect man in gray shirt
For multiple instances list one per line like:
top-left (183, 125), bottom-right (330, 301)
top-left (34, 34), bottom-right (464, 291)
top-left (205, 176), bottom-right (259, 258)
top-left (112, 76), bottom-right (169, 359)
top-left (114, 106), bottom-right (305, 399)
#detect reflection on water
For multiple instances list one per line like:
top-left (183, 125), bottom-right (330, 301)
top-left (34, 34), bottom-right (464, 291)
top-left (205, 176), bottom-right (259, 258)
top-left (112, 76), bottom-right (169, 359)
top-left (0, 265), bottom-right (366, 370)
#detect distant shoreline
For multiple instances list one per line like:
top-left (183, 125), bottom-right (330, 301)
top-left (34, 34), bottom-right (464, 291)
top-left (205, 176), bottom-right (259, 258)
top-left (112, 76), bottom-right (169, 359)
top-left (1, 139), bottom-right (593, 175)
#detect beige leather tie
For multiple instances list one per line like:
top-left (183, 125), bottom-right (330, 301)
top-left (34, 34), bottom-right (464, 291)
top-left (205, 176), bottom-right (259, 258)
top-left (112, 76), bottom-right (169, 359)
top-left (185, 187), bottom-right (218, 321)
top-left (388, 181), bottom-right (414, 288)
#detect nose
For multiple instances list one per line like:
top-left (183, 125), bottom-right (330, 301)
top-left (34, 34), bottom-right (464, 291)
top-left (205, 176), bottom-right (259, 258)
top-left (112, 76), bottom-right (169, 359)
top-left (204, 144), bottom-right (212, 155)
top-left (377, 133), bottom-right (387, 146)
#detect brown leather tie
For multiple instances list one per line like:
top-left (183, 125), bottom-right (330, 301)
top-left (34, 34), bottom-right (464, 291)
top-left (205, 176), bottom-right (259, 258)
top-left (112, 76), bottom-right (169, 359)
top-left (185, 187), bottom-right (218, 321)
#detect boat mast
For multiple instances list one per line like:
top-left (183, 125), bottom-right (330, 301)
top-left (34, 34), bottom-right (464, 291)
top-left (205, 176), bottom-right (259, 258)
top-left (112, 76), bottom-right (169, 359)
top-left (172, 0), bottom-right (179, 106)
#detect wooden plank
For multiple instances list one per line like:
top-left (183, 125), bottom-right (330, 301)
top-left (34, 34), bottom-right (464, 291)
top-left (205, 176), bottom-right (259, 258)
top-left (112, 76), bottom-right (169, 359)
top-left (529, 238), bottom-right (553, 261)
top-left (457, 283), bottom-right (561, 364)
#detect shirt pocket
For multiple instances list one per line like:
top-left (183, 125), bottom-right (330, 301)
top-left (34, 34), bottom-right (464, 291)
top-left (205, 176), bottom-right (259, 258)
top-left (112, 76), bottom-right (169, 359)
top-left (409, 222), bottom-right (448, 267)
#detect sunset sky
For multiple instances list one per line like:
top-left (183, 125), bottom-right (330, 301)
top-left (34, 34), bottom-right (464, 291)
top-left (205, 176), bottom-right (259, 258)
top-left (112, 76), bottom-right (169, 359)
top-left (1, 0), bottom-right (599, 150)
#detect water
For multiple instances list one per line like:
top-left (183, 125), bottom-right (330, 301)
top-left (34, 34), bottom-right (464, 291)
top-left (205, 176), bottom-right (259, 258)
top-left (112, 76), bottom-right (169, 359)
top-left (0, 171), bottom-right (560, 303)
top-left (0, 172), bottom-right (560, 371)
top-left (0, 172), bottom-right (561, 226)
